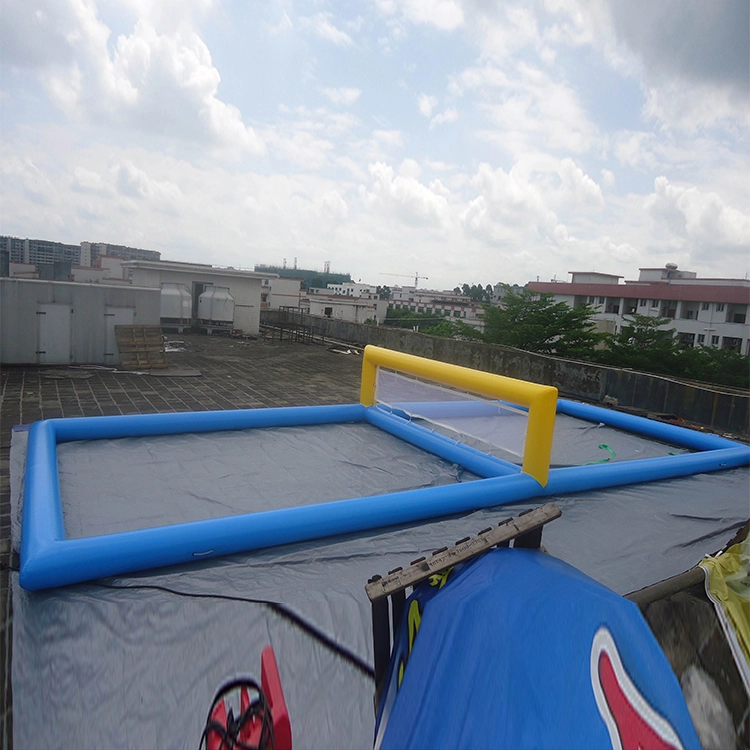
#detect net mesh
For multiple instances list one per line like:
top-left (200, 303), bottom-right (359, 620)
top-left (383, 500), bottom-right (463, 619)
top-left (374, 368), bottom-right (528, 464)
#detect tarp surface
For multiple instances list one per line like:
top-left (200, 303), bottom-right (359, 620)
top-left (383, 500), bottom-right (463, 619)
top-left (10, 424), bottom-right (750, 749)
top-left (57, 422), bottom-right (477, 538)
top-left (376, 549), bottom-right (700, 750)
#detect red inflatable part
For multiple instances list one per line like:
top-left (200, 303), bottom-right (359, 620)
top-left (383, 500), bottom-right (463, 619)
top-left (261, 646), bottom-right (292, 750)
top-left (205, 646), bottom-right (292, 750)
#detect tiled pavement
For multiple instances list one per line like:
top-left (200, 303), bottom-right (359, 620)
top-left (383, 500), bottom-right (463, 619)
top-left (0, 334), bottom-right (363, 748)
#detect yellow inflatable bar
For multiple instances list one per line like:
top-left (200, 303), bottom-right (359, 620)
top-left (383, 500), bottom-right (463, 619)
top-left (360, 345), bottom-right (557, 486)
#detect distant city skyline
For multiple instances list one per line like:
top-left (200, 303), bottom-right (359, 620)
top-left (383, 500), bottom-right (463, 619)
top-left (1, 0), bottom-right (748, 290)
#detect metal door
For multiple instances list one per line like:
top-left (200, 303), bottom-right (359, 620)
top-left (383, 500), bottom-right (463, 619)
top-left (37, 304), bottom-right (72, 364)
top-left (104, 306), bottom-right (135, 365)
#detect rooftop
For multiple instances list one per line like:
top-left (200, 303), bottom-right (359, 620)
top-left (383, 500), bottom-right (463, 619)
top-left (1, 334), bottom-right (747, 746)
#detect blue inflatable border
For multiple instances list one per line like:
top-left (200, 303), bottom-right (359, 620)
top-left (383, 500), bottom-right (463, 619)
top-left (20, 400), bottom-right (750, 590)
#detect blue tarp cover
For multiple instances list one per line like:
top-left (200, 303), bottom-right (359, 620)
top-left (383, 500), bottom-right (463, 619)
top-left (376, 549), bottom-right (701, 750)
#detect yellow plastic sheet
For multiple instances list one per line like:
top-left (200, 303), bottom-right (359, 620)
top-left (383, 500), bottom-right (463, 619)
top-left (700, 536), bottom-right (750, 686)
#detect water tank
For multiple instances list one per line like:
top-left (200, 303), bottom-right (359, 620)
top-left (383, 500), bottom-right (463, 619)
top-left (198, 286), bottom-right (235, 324)
top-left (160, 283), bottom-right (192, 321)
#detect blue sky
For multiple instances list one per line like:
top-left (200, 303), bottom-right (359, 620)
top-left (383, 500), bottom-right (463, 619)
top-left (1, 0), bottom-right (748, 290)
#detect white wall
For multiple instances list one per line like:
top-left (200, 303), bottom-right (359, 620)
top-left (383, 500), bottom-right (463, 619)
top-left (129, 266), bottom-right (263, 335)
top-left (0, 278), bottom-right (160, 365)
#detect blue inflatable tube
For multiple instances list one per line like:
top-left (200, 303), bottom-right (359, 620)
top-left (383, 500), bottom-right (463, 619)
top-left (20, 471), bottom-right (543, 590)
top-left (53, 403), bottom-right (367, 442)
top-left (543, 446), bottom-right (750, 496)
top-left (365, 407), bottom-right (520, 478)
top-left (556, 399), bottom-right (739, 450)
top-left (19, 395), bottom-right (750, 591)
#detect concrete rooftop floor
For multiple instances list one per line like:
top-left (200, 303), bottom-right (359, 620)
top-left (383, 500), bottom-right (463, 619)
top-left (0, 334), bottom-right (363, 748)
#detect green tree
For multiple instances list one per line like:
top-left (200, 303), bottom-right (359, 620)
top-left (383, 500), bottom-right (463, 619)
top-left (673, 345), bottom-right (750, 389)
top-left (376, 285), bottom-right (392, 300)
top-left (598, 314), bottom-right (677, 374)
top-left (482, 285), bottom-right (604, 357)
top-left (423, 319), bottom-right (484, 339)
top-left (384, 307), bottom-right (443, 328)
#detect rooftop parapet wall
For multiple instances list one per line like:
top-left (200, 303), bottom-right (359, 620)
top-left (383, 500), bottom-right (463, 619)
top-left (263, 309), bottom-right (750, 438)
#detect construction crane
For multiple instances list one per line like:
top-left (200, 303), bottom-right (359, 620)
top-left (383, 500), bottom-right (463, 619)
top-left (380, 272), bottom-right (429, 288)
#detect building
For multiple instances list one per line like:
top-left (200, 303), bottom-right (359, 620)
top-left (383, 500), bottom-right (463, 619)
top-left (1, 236), bottom-right (82, 265)
top-left (259, 276), bottom-right (303, 310)
top-left (304, 283), bottom-right (388, 324)
top-left (528, 264), bottom-right (750, 354)
top-left (389, 286), bottom-right (486, 332)
top-left (0, 277), bottom-right (160, 365)
top-left (81, 242), bottom-right (161, 264)
top-left (123, 260), bottom-right (269, 336)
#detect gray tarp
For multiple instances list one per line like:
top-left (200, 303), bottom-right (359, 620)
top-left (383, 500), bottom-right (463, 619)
top-left (11, 418), bottom-right (749, 749)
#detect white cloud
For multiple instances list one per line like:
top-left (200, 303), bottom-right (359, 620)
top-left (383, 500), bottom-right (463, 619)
top-left (71, 166), bottom-right (111, 195)
top-left (2, 2), bottom-right (263, 156)
top-left (266, 11), bottom-right (293, 35)
top-left (457, 62), bottom-right (599, 156)
top-left (116, 159), bottom-right (182, 208)
top-left (322, 87), bottom-right (362, 106)
top-left (301, 13), bottom-right (354, 47)
top-left (557, 158), bottom-right (603, 206)
top-left (372, 129), bottom-right (404, 148)
top-left (378, 0), bottom-right (465, 31)
top-left (644, 176), bottom-right (750, 253)
top-left (462, 162), bottom-right (558, 243)
top-left (600, 169), bottom-right (615, 188)
top-left (430, 108), bottom-right (459, 128)
top-left (366, 161), bottom-right (450, 227)
top-left (418, 93), bottom-right (438, 117)
top-left (317, 190), bottom-right (349, 221)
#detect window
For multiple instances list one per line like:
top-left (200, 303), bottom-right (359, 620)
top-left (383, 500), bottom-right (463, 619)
top-left (443, 309), bottom-right (450, 316)
top-left (697, 334), bottom-right (705, 344)
top-left (261, 293), bottom-right (268, 302)
top-left (733, 313), bottom-right (746, 324)
top-left (701, 302), bottom-right (710, 310)
top-left (598, 297), bottom-right (605, 304)
top-left (686, 310), bottom-right (695, 320)
top-left (680, 332), bottom-right (695, 348)
top-left (453, 310), bottom-right (460, 317)
top-left (588, 296), bottom-right (595, 304)
top-left (722, 337), bottom-right (742, 351)
top-left (711, 335), bottom-right (720, 346)
top-left (651, 300), bottom-right (659, 308)
top-left (639, 299), bottom-right (647, 307)
top-left (716, 303), bottom-right (725, 312)
top-left (324, 307), bottom-right (333, 317)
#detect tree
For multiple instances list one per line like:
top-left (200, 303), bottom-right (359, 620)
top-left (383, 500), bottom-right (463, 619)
top-left (598, 314), bottom-right (677, 374)
top-left (673, 345), bottom-right (750, 389)
top-left (482, 285), bottom-right (604, 357)
top-left (423, 319), bottom-right (484, 340)
top-left (376, 285), bottom-right (392, 300)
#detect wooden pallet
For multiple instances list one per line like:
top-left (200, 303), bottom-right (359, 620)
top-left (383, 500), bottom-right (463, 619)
top-left (114, 325), bottom-right (167, 370)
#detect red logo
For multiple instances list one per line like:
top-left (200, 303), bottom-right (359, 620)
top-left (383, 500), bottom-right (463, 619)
top-left (591, 628), bottom-right (684, 750)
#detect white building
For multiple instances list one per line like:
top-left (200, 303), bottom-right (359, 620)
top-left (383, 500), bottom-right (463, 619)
top-left (528, 264), bottom-right (750, 354)
top-left (301, 281), bottom-right (388, 324)
top-left (388, 286), bottom-right (486, 332)
top-left (123, 260), bottom-right (269, 336)
top-left (0, 278), bottom-right (160, 365)
top-left (260, 276), bottom-right (303, 310)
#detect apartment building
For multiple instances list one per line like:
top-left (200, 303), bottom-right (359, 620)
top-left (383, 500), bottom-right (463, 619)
top-left (528, 264), bottom-right (750, 354)
top-left (388, 286), bottom-right (486, 331)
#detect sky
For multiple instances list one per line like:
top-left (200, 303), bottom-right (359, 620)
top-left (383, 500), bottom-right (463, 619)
top-left (1, 0), bottom-right (748, 290)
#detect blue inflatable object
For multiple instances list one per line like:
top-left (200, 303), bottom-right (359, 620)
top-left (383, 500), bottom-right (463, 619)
top-left (375, 549), bottom-right (700, 750)
top-left (20, 399), bottom-right (750, 590)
